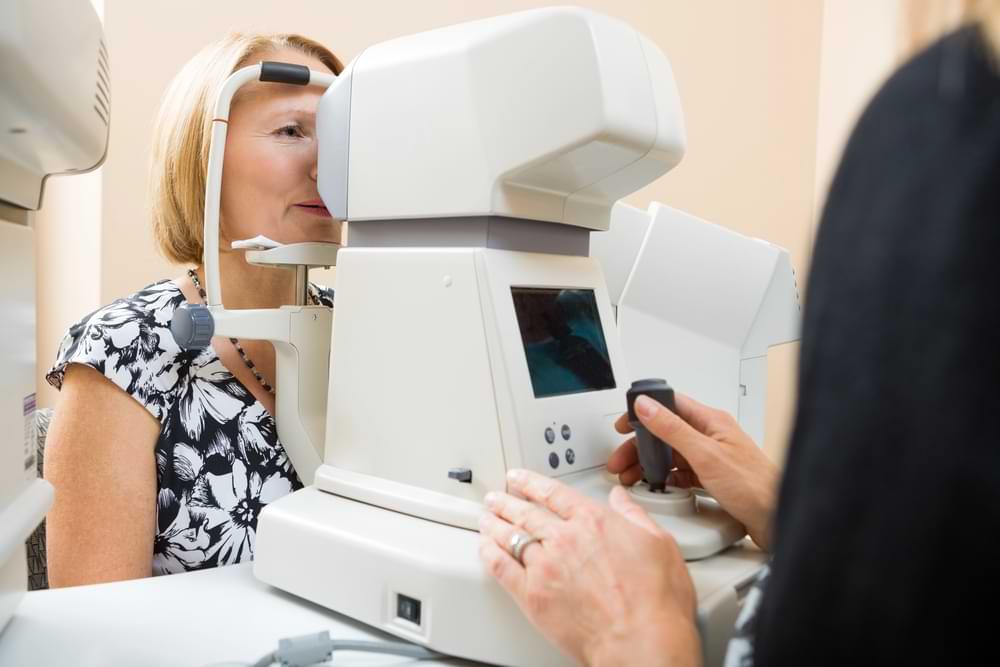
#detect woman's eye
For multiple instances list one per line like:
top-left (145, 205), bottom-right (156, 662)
top-left (274, 124), bottom-right (304, 138)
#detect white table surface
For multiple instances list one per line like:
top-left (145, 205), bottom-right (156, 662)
top-left (0, 563), bottom-right (477, 667)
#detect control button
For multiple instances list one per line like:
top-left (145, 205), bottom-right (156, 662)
top-left (397, 593), bottom-right (422, 625)
top-left (565, 448), bottom-right (576, 465)
top-left (448, 468), bottom-right (472, 483)
top-left (544, 427), bottom-right (556, 444)
top-left (548, 452), bottom-right (560, 469)
top-left (561, 424), bottom-right (571, 441)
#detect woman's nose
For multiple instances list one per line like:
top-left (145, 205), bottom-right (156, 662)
top-left (309, 160), bottom-right (318, 182)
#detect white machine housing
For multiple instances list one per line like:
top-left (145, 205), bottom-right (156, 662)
top-left (309, 6), bottom-right (703, 534)
top-left (319, 249), bottom-right (626, 528)
top-left (0, 216), bottom-right (51, 636)
top-left (0, 0), bottom-right (109, 210)
top-left (256, 8), bottom-right (785, 667)
top-left (0, 0), bottom-right (108, 634)
top-left (317, 6), bottom-right (685, 229)
top-left (593, 202), bottom-right (801, 446)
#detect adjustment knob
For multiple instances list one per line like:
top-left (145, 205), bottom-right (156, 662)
top-left (170, 304), bottom-right (215, 350)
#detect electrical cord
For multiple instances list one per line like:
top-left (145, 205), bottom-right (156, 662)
top-left (239, 631), bottom-right (443, 667)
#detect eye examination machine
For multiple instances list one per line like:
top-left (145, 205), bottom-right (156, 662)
top-left (0, 0), bottom-right (109, 634)
top-left (1, 3), bottom-right (800, 665)
top-left (166, 7), bottom-right (801, 666)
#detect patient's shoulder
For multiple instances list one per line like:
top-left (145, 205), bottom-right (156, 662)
top-left (46, 280), bottom-right (200, 422)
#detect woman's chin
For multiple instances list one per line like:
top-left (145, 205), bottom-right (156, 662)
top-left (275, 222), bottom-right (342, 245)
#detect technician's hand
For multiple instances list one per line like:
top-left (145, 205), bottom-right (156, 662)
top-left (608, 393), bottom-right (779, 551)
top-left (479, 469), bottom-right (701, 667)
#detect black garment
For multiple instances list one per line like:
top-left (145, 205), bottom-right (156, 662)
top-left (754, 27), bottom-right (1000, 665)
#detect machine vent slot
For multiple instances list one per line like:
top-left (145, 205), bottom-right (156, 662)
top-left (96, 78), bottom-right (109, 103)
top-left (94, 92), bottom-right (109, 117)
top-left (95, 39), bottom-right (110, 126)
top-left (96, 63), bottom-right (109, 90)
top-left (99, 39), bottom-right (109, 76)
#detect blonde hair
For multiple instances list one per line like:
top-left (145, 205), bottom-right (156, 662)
top-left (150, 33), bottom-right (344, 265)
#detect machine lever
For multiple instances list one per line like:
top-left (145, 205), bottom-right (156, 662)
top-left (448, 468), bottom-right (473, 483)
top-left (626, 379), bottom-right (676, 493)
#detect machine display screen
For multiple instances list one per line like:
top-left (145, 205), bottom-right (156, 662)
top-left (511, 288), bottom-right (615, 398)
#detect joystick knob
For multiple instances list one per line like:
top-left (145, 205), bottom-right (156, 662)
top-left (626, 379), bottom-right (676, 493)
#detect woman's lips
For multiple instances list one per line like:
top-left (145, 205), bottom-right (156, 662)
top-left (295, 201), bottom-right (331, 217)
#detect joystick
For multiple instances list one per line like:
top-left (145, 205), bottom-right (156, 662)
top-left (626, 379), bottom-right (677, 493)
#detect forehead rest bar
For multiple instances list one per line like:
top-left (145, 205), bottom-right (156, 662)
top-left (260, 61), bottom-right (312, 85)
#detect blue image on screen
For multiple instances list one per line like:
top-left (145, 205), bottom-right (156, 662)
top-left (511, 287), bottom-right (616, 398)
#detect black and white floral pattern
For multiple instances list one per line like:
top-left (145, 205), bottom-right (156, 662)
top-left (724, 564), bottom-right (770, 667)
top-left (47, 279), bottom-right (333, 576)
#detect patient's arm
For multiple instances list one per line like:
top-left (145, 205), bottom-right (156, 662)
top-left (44, 364), bottom-right (160, 587)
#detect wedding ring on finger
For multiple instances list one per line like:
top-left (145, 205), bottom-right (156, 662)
top-left (508, 531), bottom-right (542, 566)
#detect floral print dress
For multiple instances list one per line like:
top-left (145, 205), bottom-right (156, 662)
top-left (46, 279), bottom-right (333, 575)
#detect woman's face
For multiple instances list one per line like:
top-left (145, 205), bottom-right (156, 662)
top-left (220, 48), bottom-right (341, 246)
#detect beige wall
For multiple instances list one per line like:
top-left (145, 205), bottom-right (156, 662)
top-left (811, 0), bottom-right (979, 229)
top-left (813, 0), bottom-right (900, 226)
top-left (34, 172), bottom-right (103, 409)
top-left (33, 0), bottom-right (105, 409)
top-left (41, 0), bottom-right (839, 460)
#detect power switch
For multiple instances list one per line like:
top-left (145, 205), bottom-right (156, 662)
top-left (397, 593), bottom-right (422, 625)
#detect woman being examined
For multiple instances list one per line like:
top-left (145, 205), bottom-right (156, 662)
top-left (43, 33), bottom-right (343, 587)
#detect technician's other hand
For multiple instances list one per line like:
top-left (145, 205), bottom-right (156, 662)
top-left (608, 393), bottom-right (779, 551)
top-left (479, 469), bottom-right (701, 667)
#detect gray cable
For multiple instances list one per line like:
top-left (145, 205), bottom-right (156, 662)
top-left (244, 632), bottom-right (443, 667)
top-left (250, 654), bottom-right (277, 667)
top-left (330, 639), bottom-right (441, 660)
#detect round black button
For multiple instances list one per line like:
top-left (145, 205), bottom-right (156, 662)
top-left (544, 427), bottom-right (556, 444)
top-left (565, 448), bottom-right (576, 465)
top-left (561, 424), bottom-right (571, 441)
top-left (548, 452), bottom-right (560, 469)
